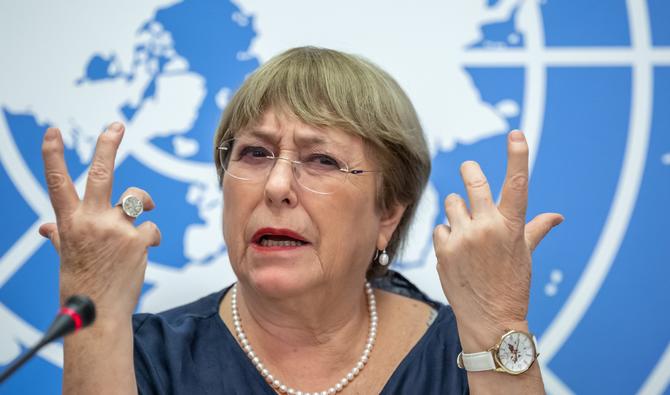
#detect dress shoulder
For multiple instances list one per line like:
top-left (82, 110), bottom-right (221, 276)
top-left (132, 286), bottom-right (275, 395)
top-left (133, 289), bottom-right (224, 330)
top-left (374, 271), bottom-right (469, 394)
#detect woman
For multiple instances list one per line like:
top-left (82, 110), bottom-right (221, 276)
top-left (40, 47), bottom-right (562, 394)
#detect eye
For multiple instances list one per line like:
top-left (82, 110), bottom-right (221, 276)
top-left (304, 154), bottom-right (342, 171)
top-left (234, 145), bottom-right (273, 164)
top-left (240, 146), bottom-right (272, 158)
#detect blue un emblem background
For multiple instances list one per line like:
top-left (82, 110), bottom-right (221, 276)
top-left (1, 1), bottom-right (669, 393)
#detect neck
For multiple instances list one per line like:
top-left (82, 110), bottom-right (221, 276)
top-left (226, 280), bottom-right (377, 392)
top-left (237, 280), bottom-right (369, 349)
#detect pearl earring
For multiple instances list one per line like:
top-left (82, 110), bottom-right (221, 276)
top-left (378, 249), bottom-right (389, 266)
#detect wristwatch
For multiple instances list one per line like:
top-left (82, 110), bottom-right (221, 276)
top-left (457, 330), bottom-right (539, 375)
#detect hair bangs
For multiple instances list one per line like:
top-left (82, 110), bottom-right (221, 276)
top-left (224, 48), bottom-right (368, 142)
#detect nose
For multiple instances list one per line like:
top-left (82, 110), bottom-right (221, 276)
top-left (264, 157), bottom-right (298, 207)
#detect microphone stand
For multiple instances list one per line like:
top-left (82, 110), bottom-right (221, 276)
top-left (0, 337), bottom-right (52, 384)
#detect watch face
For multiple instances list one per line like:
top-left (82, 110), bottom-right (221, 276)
top-left (496, 331), bottom-right (536, 374)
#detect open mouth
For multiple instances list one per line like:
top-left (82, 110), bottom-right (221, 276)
top-left (252, 228), bottom-right (310, 249)
top-left (257, 235), bottom-right (306, 247)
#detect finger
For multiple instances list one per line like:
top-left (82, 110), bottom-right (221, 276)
top-left (444, 193), bottom-right (470, 229)
top-left (39, 222), bottom-right (61, 252)
top-left (432, 224), bottom-right (451, 255)
top-left (137, 221), bottom-right (161, 247)
top-left (459, 161), bottom-right (495, 218)
top-left (499, 130), bottom-right (529, 224)
top-left (525, 213), bottom-right (564, 252)
top-left (115, 187), bottom-right (156, 222)
top-left (42, 128), bottom-right (79, 221)
top-left (83, 122), bottom-right (125, 210)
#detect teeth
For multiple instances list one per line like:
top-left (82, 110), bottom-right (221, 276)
top-left (259, 239), bottom-right (304, 247)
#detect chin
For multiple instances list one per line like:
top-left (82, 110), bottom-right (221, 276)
top-left (244, 265), bottom-right (319, 299)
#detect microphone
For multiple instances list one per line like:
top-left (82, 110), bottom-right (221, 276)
top-left (0, 295), bottom-right (96, 384)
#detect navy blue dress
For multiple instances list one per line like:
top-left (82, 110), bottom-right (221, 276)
top-left (133, 272), bottom-right (469, 394)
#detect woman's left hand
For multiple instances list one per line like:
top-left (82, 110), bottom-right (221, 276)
top-left (433, 130), bottom-right (563, 350)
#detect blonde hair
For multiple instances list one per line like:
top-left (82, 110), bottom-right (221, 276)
top-left (214, 46), bottom-right (431, 277)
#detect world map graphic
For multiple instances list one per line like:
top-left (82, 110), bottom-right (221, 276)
top-left (0, 1), bottom-right (669, 393)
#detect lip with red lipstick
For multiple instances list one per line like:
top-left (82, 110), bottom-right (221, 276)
top-left (251, 227), bottom-right (310, 251)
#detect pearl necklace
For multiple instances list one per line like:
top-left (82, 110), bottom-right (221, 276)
top-left (231, 283), bottom-right (378, 395)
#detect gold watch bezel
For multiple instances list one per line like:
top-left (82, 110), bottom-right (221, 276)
top-left (491, 329), bottom-right (539, 375)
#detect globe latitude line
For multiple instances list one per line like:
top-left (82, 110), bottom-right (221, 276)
top-left (462, 47), bottom-right (670, 66)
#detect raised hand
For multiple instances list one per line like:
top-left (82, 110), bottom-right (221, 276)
top-left (432, 130), bottom-right (563, 350)
top-left (39, 122), bottom-right (160, 320)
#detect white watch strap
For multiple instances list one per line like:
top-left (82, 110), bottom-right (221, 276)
top-left (458, 350), bottom-right (496, 371)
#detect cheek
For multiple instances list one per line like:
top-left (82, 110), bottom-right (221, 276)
top-left (316, 192), bottom-right (381, 268)
top-left (222, 183), bottom-right (255, 261)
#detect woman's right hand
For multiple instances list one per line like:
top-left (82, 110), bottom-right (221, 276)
top-left (39, 122), bottom-right (161, 321)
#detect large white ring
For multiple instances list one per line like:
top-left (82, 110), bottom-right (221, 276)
top-left (118, 195), bottom-right (143, 218)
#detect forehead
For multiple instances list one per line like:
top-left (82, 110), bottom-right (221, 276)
top-left (239, 110), bottom-right (365, 152)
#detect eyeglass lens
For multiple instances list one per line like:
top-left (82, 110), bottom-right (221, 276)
top-left (219, 138), bottom-right (349, 194)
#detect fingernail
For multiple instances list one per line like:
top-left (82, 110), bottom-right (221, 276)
top-left (45, 128), bottom-right (59, 141)
top-left (554, 215), bottom-right (565, 226)
top-left (109, 122), bottom-right (124, 133)
top-left (510, 130), bottom-right (525, 142)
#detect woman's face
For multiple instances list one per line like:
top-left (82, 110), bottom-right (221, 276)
top-left (222, 109), bottom-right (401, 297)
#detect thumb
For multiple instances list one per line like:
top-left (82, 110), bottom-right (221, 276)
top-left (525, 213), bottom-right (563, 252)
top-left (39, 222), bottom-right (62, 253)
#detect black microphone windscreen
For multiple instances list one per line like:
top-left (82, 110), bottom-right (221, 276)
top-left (64, 295), bottom-right (96, 327)
top-left (41, 295), bottom-right (96, 344)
